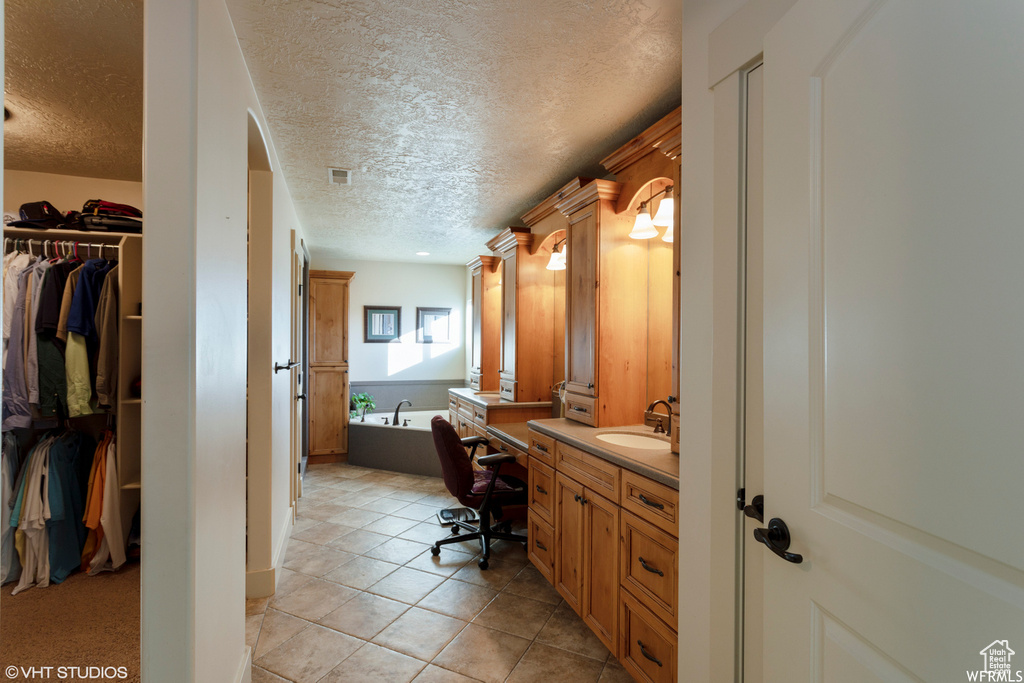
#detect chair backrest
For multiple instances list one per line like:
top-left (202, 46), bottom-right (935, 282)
top-left (430, 415), bottom-right (475, 503)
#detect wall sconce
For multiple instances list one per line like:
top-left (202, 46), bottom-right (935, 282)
top-left (546, 238), bottom-right (566, 271)
top-left (630, 185), bottom-right (674, 240)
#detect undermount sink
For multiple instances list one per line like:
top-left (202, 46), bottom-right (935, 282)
top-left (595, 433), bottom-right (669, 450)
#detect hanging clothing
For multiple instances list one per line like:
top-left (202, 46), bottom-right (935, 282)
top-left (65, 333), bottom-right (94, 417)
top-left (46, 431), bottom-right (93, 583)
top-left (88, 435), bottom-right (124, 575)
top-left (1, 433), bottom-right (21, 584)
top-left (25, 260), bottom-right (54, 406)
top-left (80, 433), bottom-right (110, 569)
top-left (3, 252), bottom-right (31, 368)
top-left (66, 258), bottom-right (116, 348)
top-left (35, 261), bottom-right (77, 418)
top-left (94, 266), bottom-right (119, 410)
top-left (11, 436), bottom-right (54, 595)
top-left (56, 264), bottom-right (84, 343)
top-left (2, 261), bottom-right (39, 430)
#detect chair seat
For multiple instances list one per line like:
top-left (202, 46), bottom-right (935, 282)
top-left (471, 469), bottom-right (517, 495)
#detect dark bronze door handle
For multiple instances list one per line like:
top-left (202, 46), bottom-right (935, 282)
top-left (753, 518), bottom-right (803, 564)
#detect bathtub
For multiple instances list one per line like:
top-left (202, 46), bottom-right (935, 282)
top-left (347, 409), bottom-right (447, 477)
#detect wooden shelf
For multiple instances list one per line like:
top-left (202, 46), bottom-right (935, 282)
top-left (121, 398), bottom-right (142, 405)
top-left (4, 226), bottom-right (141, 240)
top-left (121, 481), bottom-right (141, 491)
top-left (124, 315), bottom-right (142, 321)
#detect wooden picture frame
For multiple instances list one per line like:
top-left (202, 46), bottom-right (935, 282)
top-left (416, 307), bottom-right (451, 344)
top-left (364, 305), bottom-right (401, 343)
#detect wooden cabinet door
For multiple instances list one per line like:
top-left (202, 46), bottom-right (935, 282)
top-left (582, 488), bottom-right (619, 655)
top-left (554, 472), bottom-right (584, 614)
top-left (470, 265), bottom-right (483, 374)
top-left (565, 207), bottom-right (597, 396)
top-left (310, 277), bottom-right (349, 364)
top-left (499, 251), bottom-right (517, 380)
top-left (309, 366), bottom-right (349, 455)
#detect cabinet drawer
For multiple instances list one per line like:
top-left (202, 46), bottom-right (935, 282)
top-left (457, 399), bottom-right (474, 421)
top-left (621, 471), bottom-right (679, 538)
top-left (619, 590), bottom-right (677, 683)
top-left (469, 373), bottom-right (481, 391)
top-left (498, 378), bottom-right (516, 401)
top-left (528, 512), bottom-right (555, 583)
top-left (448, 393), bottom-right (459, 411)
top-left (556, 442), bottom-right (619, 501)
top-left (564, 392), bottom-right (596, 426)
top-left (489, 436), bottom-right (527, 467)
top-left (472, 405), bottom-right (488, 426)
top-left (528, 429), bottom-right (556, 467)
top-left (620, 511), bottom-right (678, 627)
top-left (528, 457), bottom-right (555, 525)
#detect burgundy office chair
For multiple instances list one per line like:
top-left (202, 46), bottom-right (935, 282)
top-left (429, 415), bottom-right (527, 569)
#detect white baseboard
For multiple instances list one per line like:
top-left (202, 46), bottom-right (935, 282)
top-left (234, 646), bottom-right (252, 683)
top-left (246, 504), bottom-right (296, 598)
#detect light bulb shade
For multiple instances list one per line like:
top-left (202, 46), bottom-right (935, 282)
top-left (652, 193), bottom-right (674, 227)
top-left (661, 223), bottom-right (673, 243)
top-left (546, 248), bottom-right (566, 270)
top-left (629, 204), bottom-right (658, 239)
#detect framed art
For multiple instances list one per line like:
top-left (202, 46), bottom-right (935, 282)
top-left (364, 305), bottom-right (401, 342)
top-left (416, 307), bottom-right (451, 344)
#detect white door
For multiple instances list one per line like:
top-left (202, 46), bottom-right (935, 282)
top-left (762, 2), bottom-right (1024, 681)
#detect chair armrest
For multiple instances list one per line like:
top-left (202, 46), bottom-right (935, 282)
top-left (460, 436), bottom-right (489, 448)
top-left (477, 453), bottom-right (517, 467)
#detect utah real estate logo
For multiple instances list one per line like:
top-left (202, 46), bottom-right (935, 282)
top-left (968, 640), bottom-right (1023, 682)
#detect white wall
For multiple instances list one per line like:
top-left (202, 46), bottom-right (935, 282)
top-left (144, 0), bottom-right (304, 679)
top-left (309, 257), bottom-right (467, 383)
top-left (4, 169), bottom-right (143, 213)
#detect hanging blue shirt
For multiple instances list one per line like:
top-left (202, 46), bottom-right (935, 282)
top-left (66, 258), bottom-right (116, 348)
top-left (46, 431), bottom-right (93, 583)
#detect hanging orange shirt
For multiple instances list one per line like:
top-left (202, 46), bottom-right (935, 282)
top-left (80, 432), bottom-right (111, 569)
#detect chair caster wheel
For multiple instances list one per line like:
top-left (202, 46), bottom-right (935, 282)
top-left (450, 525), bottom-right (461, 536)
top-left (431, 546), bottom-right (440, 556)
top-left (478, 558), bottom-right (489, 570)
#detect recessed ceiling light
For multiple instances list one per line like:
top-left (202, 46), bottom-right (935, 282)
top-left (416, 251), bottom-right (430, 256)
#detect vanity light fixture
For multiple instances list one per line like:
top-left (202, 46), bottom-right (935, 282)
top-left (629, 202), bottom-right (658, 240)
top-left (630, 184), bottom-right (674, 240)
top-left (545, 238), bottom-right (566, 271)
top-left (652, 186), bottom-right (674, 227)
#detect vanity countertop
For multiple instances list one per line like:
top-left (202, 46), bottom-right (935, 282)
top-left (525, 418), bottom-right (679, 490)
top-left (449, 386), bottom-right (552, 411)
top-left (485, 421), bottom-right (531, 453)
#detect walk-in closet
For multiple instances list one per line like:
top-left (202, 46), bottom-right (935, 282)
top-left (1, 0), bottom-right (143, 678)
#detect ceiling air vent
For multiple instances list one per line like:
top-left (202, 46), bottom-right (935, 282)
top-left (328, 167), bottom-right (352, 186)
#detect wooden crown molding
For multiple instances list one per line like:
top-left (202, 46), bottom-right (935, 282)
top-left (489, 227), bottom-right (533, 255)
top-left (466, 254), bottom-right (501, 272)
top-left (600, 106), bottom-right (682, 175)
top-left (555, 179), bottom-right (623, 217)
top-left (310, 270), bottom-right (355, 281)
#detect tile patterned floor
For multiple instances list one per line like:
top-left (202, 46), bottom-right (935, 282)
top-left (246, 463), bottom-right (634, 683)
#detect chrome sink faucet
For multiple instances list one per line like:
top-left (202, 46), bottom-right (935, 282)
top-left (393, 399), bottom-right (412, 427)
top-left (646, 400), bottom-right (672, 436)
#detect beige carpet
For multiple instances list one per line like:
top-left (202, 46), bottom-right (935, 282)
top-left (0, 563), bottom-right (140, 682)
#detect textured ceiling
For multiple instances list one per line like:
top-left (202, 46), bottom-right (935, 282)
top-left (4, 0), bottom-right (143, 182)
top-left (227, 0), bottom-right (681, 264)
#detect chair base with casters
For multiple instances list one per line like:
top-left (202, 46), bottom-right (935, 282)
top-left (429, 418), bottom-right (528, 570)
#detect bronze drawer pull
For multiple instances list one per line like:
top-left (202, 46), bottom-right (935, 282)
top-left (535, 485), bottom-right (548, 495)
top-left (534, 443), bottom-right (549, 453)
top-left (571, 405), bottom-right (588, 413)
top-left (535, 540), bottom-right (547, 551)
top-left (638, 641), bottom-right (663, 667)
top-left (638, 556), bottom-right (664, 577)
top-left (638, 493), bottom-right (664, 510)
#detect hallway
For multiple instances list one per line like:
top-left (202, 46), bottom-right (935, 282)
top-left (246, 463), bottom-right (631, 683)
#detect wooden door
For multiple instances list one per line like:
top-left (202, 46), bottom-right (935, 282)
top-left (310, 276), bottom-right (348, 364)
top-left (554, 472), bottom-right (585, 614)
top-left (565, 207), bottom-right (597, 397)
top-left (470, 265), bottom-right (483, 374)
top-left (309, 366), bottom-right (349, 456)
top-left (500, 250), bottom-right (517, 380)
top-left (582, 488), bottom-right (619, 655)
top-left (762, 2), bottom-right (1024, 680)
